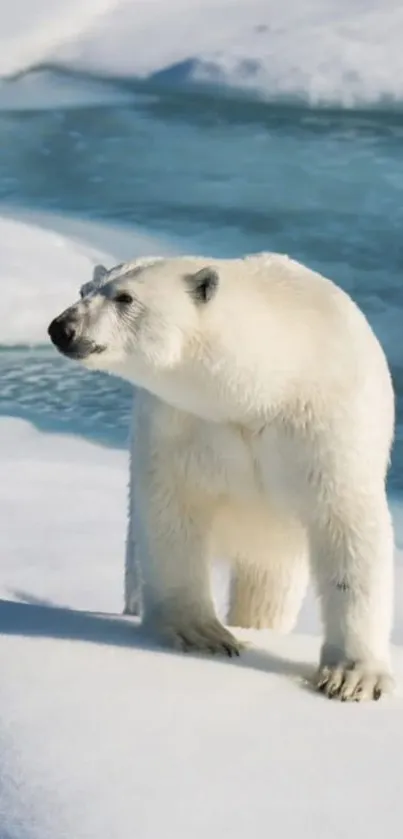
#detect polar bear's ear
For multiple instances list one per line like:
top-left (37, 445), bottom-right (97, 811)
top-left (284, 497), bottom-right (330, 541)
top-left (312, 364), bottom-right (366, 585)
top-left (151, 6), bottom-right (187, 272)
top-left (92, 264), bottom-right (108, 284)
top-left (80, 264), bottom-right (109, 299)
top-left (185, 266), bottom-right (219, 304)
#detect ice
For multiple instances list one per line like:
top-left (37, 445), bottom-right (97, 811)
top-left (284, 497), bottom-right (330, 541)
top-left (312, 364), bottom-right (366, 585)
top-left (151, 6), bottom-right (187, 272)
top-left (0, 0), bottom-right (114, 78)
top-left (0, 211), bottom-right (177, 346)
top-left (0, 417), bottom-right (126, 612)
top-left (1, 1), bottom-right (403, 108)
top-left (0, 214), bottom-right (111, 346)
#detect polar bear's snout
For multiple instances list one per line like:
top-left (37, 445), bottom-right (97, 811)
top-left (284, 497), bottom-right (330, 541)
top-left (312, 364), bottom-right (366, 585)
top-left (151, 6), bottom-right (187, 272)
top-left (48, 306), bottom-right (106, 360)
top-left (48, 310), bottom-right (77, 352)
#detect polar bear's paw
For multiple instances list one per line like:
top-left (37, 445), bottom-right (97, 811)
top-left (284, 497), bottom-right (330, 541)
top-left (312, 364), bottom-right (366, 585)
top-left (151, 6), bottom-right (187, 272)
top-left (147, 613), bottom-right (242, 657)
top-left (315, 662), bottom-right (394, 702)
top-left (123, 595), bottom-right (142, 617)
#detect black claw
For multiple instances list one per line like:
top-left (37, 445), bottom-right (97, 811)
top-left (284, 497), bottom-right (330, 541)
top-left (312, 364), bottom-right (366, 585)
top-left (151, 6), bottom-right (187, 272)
top-left (328, 685), bottom-right (340, 698)
top-left (374, 688), bottom-right (382, 701)
top-left (222, 642), bottom-right (240, 657)
top-left (179, 635), bottom-right (191, 653)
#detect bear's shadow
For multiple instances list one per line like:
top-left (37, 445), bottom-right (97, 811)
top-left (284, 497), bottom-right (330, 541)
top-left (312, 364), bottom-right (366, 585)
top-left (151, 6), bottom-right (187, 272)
top-left (0, 596), bottom-right (315, 689)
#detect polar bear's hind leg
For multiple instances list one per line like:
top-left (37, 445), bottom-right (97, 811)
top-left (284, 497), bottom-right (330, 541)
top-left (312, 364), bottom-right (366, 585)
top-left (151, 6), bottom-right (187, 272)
top-left (228, 554), bottom-right (308, 632)
top-left (215, 503), bottom-right (309, 632)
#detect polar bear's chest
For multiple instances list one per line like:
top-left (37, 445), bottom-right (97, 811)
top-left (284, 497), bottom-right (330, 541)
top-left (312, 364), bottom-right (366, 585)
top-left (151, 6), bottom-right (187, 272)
top-left (202, 422), bottom-right (314, 511)
top-left (187, 421), bottom-right (263, 501)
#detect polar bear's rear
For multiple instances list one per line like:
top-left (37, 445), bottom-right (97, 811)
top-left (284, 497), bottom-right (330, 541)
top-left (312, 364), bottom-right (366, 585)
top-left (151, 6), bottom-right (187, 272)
top-left (48, 252), bottom-right (395, 701)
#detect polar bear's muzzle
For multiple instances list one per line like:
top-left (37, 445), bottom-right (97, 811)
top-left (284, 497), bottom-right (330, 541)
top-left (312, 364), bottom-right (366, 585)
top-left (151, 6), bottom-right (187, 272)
top-left (48, 307), bottom-right (106, 360)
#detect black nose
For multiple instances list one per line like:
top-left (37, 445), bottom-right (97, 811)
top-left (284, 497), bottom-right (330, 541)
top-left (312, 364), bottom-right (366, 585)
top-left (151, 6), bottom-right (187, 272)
top-left (48, 316), bottom-right (77, 351)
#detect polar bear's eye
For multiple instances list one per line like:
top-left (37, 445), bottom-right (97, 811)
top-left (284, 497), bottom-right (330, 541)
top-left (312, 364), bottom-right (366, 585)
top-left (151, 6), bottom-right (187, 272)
top-left (114, 292), bottom-right (133, 305)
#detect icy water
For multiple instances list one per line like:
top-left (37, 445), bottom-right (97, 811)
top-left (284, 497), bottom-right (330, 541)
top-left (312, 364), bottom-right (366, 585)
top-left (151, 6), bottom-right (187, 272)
top-left (0, 77), bottom-right (402, 491)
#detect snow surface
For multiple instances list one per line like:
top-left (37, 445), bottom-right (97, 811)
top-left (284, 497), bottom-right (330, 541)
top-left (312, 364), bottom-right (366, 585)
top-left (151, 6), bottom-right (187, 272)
top-left (1, 0), bottom-right (403, 108)
top-left (0, 211), bottom-right (402, 836)
top-left (1, 1), bottom-right (403, 831)
top-left (1, 416), bottom-right (403, 839)
top-left (0, 211), bottom-right (177, 346)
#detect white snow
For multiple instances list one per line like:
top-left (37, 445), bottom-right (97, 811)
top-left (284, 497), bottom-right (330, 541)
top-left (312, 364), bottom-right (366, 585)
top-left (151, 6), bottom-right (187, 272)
top-left (0, 215), bottom-right (111, 347)
top-left (0, 416), bottom-right (403, 839)
top-left (1, 0), bottom-right (403, 108)
top-left (0, 211), bottom-right (178, 346)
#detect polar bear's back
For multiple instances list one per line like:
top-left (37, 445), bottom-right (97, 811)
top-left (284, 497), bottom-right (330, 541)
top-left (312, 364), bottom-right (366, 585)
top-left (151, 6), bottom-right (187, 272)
top-left (196, 251), bottom-right (394, 458)
top-left (203, 251), bottom-right (387, 382)
top-left (217, 252), bottom-right (360, 319)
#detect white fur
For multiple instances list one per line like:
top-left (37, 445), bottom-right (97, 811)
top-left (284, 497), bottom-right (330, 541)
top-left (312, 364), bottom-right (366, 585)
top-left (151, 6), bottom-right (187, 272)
top-left (75, 252), bottom-right (395, 700)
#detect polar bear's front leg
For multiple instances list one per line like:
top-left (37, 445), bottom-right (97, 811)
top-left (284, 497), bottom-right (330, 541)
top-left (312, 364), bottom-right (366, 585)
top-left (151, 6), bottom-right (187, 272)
top-left (124, 425), bottom-right (143, 616)
top-left (134, 474), bottom-right (241, 657)
top-left (124, 524), bottom-right (143, 616)
top-left (310, 493), bottom-right (394, 701)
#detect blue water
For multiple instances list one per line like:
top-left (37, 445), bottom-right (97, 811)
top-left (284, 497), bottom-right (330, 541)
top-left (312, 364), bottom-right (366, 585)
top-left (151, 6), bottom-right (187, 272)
top-left (0, 74), bottom-right (402, 491)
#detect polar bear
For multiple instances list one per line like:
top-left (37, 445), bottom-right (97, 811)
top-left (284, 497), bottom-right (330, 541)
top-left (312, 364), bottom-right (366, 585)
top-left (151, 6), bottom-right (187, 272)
top-left (48, 252), bottom-right (395, 701)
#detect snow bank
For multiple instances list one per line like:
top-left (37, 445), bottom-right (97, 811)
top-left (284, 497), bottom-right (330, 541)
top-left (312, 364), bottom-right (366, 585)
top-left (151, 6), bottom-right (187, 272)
top-left (1, 0), bottom-right (403, 108)
top-left (0, 0), bottom-right (114, 78)
top-left (0, 417), bottom-right (403, 838)
top-left (0, 212), bottom-right (177, 346)
top-left (0, 215), bottom-right (111, 347)
top-left (0, 417), bottom-right (127, 612)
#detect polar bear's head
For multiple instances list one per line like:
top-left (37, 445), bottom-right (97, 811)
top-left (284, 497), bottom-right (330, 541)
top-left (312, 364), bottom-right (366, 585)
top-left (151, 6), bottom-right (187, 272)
top-left (48, 256), bottom-right (219, 369)
top-left (48, 256), bottom-right (236, 418)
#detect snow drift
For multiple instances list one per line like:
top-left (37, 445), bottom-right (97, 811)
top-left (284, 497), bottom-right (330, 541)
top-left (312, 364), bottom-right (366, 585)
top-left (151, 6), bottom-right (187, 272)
top-left (0, 211), bottom-right (177, 346)
top-left (1, 0), bottom-right (403, 109)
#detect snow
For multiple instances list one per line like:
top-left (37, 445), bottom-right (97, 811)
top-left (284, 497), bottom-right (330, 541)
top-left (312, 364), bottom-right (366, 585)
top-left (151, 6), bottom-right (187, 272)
top-left (0, 211), bottom-right (178, 346)
top-left (1, 0), bottom-right (403, 108)
top-left (0, 417), bottom-right (126, 612)
top-left (1, 416), bottom-right (403, 839)
top-left (0, 215), bottom-right (110, 347)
